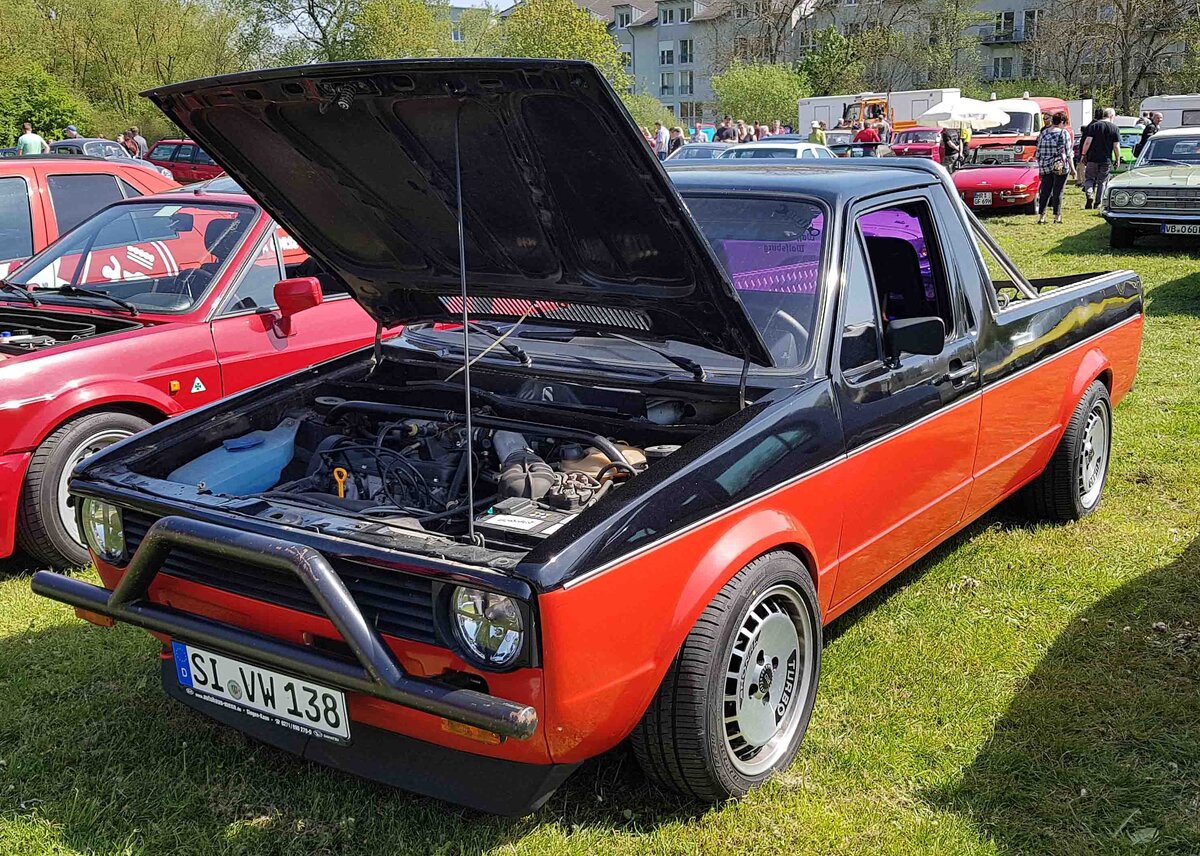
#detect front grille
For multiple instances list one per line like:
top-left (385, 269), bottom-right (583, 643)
top-left (1116, 187), bottom-right (1200, 212)
top-left (123, 512), bottom-right (439, 645)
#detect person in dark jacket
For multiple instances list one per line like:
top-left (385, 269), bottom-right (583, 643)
top-left (1134, 112), bottom-right (1162, 158)
top-left (1079, 107), bottom-right (1120, 210)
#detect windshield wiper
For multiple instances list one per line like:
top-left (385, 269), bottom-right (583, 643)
top-left (0, 279), bottom-right (41, 307)
top-left (41, 285), bottom-right (139, 316)
top-left (467, 321), bottom-right (531, 366)
top-left (523, 328), bottom-right (706, 381)
top-left (1146, 158), bottom-right (1193, 167)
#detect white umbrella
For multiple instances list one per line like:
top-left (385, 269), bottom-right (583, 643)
top-left (919, 98), bottom-right (1010, 130)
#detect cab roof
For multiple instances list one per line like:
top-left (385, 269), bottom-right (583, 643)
top-left (665, 159), bottom-right (942, 204)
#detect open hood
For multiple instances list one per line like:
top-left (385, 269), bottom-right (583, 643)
top-left (145, 59), bottom-right (773, 365)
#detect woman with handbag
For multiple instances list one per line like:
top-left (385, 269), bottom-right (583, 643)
top-left (1034, 112), bottom-right (1075, 224)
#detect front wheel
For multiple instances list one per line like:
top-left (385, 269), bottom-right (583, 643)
top-left (630, 551), bottom-right (821, 801)
top-left (16, 411), bottom-right (150, 567)
top-left (1021, 380), bottom-right (1112, 522)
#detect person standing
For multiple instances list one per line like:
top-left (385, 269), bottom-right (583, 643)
top-left (714, 115), bottom-right (737, 142)
top-left (653, 121), bottom-right (669, 161)
top-left (129, 126), bottom-right (148, 158)
top-left (941, 126), bottom-right (962, 170)
top-left (807, 120), bottom-right (826, 145)
top-left (691, 125), bottom-right (707, 142)
top-left (667, 126), bottom-right (684, 155)
top-left (1134, 112), bottom-right (1161, 159)
top-left (62, 125), bottom-right (80, 140)
top-left (853, 122), bottom-right (880, 143)
top-left (15, 122), bottom-right (49, 156)
top-left (1035, 112), bottom-right (1075, 224)
top-left (1079, 107), bottom-right (1120, 209)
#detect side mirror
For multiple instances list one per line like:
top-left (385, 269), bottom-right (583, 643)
top-left (274, 277), bottom-right (322, 319)
top-left (885, 316), bottom-right (945, 358)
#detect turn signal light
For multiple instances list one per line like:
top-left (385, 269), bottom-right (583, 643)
top-left (441, 718), bottom-right (503, 745)
top-left (74, 607), bottom-right (114, 628)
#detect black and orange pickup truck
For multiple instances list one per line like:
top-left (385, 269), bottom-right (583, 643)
top-left (34, 59), bottom-right (1143, 815)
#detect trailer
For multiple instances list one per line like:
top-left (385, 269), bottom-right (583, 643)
top-left (798, 88), bottom-right (960, 135)
top-left (1139, 94), bottom-right (1200, 130)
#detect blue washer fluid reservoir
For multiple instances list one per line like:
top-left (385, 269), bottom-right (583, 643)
top-left (167, 417), bottom-right (300, 495)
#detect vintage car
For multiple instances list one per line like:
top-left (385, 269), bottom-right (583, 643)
top-left (33, 60), bottom-right (1144, 816)
top-left (890, 126), bottom-right (945, 162)
top-left (719, 141), bottom-right (837, 160)
top-left (0, 155), bottom-right (178, 279)
top-left (146, 138), bottom-right (224, 184)
top-left (1103, 127), bottom-right (1200, 247)
top-left (47, 138), bottom-right (176, 181)
top-left (0, 180), bottom-right (388, 568)
top-left (952, 146), bottom-right (1041, 213)
top-left (665, 141), bottom-right (731, 161)
top-left (1117, 126), bottom-right (1142, 166)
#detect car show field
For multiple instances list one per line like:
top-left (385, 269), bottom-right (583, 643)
top-left (0, 188), bottom-right (1197, 853)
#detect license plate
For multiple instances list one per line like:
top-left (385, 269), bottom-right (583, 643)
top-left (172, 642), bottom-right (350, 743)
top-left (1162, 223), bottom-right (1200, 235)
top-left (973, 192), bottom-right (993, 206)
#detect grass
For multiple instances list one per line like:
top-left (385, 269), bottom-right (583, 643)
top-left (1, 191), bottom-right (1198, 855)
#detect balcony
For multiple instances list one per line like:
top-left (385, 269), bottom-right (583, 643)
top-left (983, 25), bottom-right (1027, 43)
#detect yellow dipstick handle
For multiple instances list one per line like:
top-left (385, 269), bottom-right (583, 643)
top-left (333, 467), bottom-right (348, 499)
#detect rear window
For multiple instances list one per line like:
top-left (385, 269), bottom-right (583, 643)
top-left (0, 176), bottom-right (33, 262)
top-left (47, 173), bottom-right (124, 233)
top-left (148, 144), bottom-right (179, 161)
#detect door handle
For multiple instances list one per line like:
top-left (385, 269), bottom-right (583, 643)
top-left (940, 361), bottom-right (978, 387)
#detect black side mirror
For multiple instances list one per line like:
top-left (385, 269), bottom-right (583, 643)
top-left (885, 316), bottom-right (945, 358)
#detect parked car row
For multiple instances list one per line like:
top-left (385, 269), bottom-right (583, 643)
top-left (21, 60), bottom-right (1143, 818)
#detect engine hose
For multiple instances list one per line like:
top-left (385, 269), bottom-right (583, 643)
top-left (326, 400), bottom-right (638, 476)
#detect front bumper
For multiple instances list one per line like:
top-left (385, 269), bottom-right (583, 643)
top-left (1103, 210), bottom-right (1200, 231)
top-left (0, 451), bottom-right (32, 558)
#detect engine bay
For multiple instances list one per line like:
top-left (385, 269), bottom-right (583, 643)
top-left (0, 308), bottom-right (141, 355)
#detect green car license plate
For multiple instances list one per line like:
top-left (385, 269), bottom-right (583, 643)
top-left (1162, 223), bottom-right (1200, 235)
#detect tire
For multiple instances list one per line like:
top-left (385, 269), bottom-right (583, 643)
top-left (16, 411), bottom-right (150, 568)
top-left (630, 551), bottom-right (821, 801)
top-left (1021, 380), bottom-right (1112, 523)
top-left (1110, 225), bottom-right (1134, 249)
top-left (1022, 201), bottom-right (1038, 215)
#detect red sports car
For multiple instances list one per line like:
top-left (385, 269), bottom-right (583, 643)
top-left (890, 126), bottom-right (944, 163)
top-left (953, 152), bottom-right (1040, 214)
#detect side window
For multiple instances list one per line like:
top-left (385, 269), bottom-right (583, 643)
top-left (839, 228), bottom-right (883, 372)
top-left (0, 177), bottom-right (34, 261)
top-left (224, 234), bottom-right (282, 313)
top-left (857, 200), bottom-right (953, 336)
top-left (148, 144), bottom-right (178, 162)
top-left (192, 148), bottom-right (216, 165)
top-left (175, 144), bottom-right (196, 162)
top-left (47, 173), bottom-right (124, 233)
top-left (118, 178), bottom-right (143, 198)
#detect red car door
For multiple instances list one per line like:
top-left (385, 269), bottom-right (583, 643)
top-left (828, 194), bottom-right (981, 607)
top-left (209, 230), bottom-right (379, 394)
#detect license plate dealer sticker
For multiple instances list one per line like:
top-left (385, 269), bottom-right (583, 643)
top-left (973, 191), bottom-right (993, 206)
top-left (172, 642), bottom-right (350, 743)
top-left (1162, 223), bottom-right (1200, 235)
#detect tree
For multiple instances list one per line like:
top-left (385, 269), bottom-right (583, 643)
top-left (353, 0), bottom-right (453, 58)
top-left (620, 92), bottom-right (675, 131)
top-left (0, 62), bottom-right (94, 146)
top-left (243, 0), bottom-right (359, 61)
top-left (499, 0), bottom-right (629, 87)
top-left (924, 0), bottom-right (985, 88)
top-left (712, 62), bottom-right (810, 123)
top-left (798, 27), bottom-right (864, 96)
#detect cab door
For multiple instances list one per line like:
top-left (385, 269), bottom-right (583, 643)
top-left (829, 192), bottom-right (982, 607)
top-left (208, 229), bottom-right (378, 394)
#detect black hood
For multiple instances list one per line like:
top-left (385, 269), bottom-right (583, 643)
top-left (145, 59), bottom-right (773, 365)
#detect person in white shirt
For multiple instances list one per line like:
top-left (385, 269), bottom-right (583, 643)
top-left (653, 122), bottom-right (669, 161)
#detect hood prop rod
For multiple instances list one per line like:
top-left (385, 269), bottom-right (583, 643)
top-left (451, 95), bottom-right (483, 548)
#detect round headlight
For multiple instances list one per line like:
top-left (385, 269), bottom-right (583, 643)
top-left (450, 587), bottom-right (525, 668)
top-left (1131, 191), bottom-right (1147, 207)
top-left (80, 498), bottom-right (125, 563)
top-left (1112, 190), bottom-right (1130, 207)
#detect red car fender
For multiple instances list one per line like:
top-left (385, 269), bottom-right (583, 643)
top-left (1061, 347), bottom-right (1113, 426)
top-left (5, 381), bottom-right (179, 453)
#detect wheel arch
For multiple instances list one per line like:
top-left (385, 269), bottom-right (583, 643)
top-left (18, 386), bottom-right (178, 452)
top-left (1059, 348), bottom-right (1112, 440)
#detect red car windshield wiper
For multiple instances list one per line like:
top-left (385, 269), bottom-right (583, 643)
top-left (0, 279), bottom-right (41, 307)
top-left (40, 285), bottom-right (139, 316)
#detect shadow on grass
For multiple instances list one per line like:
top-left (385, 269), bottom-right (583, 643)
top-left (0, 549), bottom-right (50, 579)
top-left (927, 535), bottom-right (1200, 854)
top-left (1145, 271), bottom-right (1200, 319)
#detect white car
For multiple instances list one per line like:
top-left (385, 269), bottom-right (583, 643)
top-left (718, 141), bottom-right (837, 160)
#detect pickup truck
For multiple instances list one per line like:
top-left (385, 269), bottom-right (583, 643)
top-left (0, 178), bottom-right (385, 568)
top-left (33, 60), bottom-right (1145, 816)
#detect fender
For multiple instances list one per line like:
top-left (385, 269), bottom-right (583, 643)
top-left (1057, 347), bottom-right (1111, 441)
top-left (6, 381), bottom-right (180, 453)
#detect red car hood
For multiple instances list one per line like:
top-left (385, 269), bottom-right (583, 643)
top-left (892, 142), bottom-right (938, 154)
top-left (953, 164), bottom-right (1038, 191)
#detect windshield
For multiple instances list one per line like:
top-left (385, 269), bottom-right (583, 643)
top-left (722, 147), bottom-right (799, 159)
top-left (1141, 136), bottom-right (1200, 164)
top-left (895, 131), bottom-right (940, 144)
top-left (977, 113), bottom-right (1035, 136)
top-left (671, 146), bottom-right (724, 160)
top-left (1119, 129), bottom-right (1141, 148)
top-left (9, 201), bottom-right (257, 313)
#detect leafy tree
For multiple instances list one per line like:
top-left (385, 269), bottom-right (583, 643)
top-left (620, 92), bottom-right (675, 131)
top-left (924, 0), bottom-right (985, 88)
top-left (799, 27), bottom-right (864, 96)
top-left (0, 62), bottom-right (94, 146)
top-left (353, 0), bottom-right (454, 58)
top-left (712, 63), bottom-right (810, 124)
top-left (962, 79), bottom-right (1081, 101)
top-left (242, 0), bottom-right (359, 61)
top-left (499, 0), bottom-right (630, 88)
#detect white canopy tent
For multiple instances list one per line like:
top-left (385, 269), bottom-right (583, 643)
top-left (919, 98), bottom-right (1011, 130)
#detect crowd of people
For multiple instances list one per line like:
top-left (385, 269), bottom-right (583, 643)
top-left (11, 121), bottom-right (149, 158)
top-left (641, 115), bottom-right (795, 159)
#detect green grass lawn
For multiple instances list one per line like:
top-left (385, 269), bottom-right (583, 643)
top-left (1, 192), bottom-right (1198, 855)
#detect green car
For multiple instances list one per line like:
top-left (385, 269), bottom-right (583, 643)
top-left (1102, 128), bottom-right (1200, 248)
top-left (1117, 126), bottom-right (1141, 167)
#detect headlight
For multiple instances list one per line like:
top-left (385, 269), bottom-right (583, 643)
top-left (450, 586), bottom-right (525, 668)
top-left (80, 498), bottom-right (125, 563)
top-left (1112, 190), bottom-right (1130, 207)
top-left (1131, 191), bottom-right (1147, 207)
top-left (1012, 184), bottom-right (1027, 192)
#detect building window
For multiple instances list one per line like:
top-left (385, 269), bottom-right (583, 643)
top-left (753, 0), bottom-right (768, 12)
top-left (679, 38), bottom-right (694, 63)
top-left (1022, 8), bottom-right (1040, 37)
top-left (679, 101), bottom-right (700, 122)
top-left (680, 4), bottom-right (693, 21)
top-left (621, 50), bottom-right (632, 68)
top-left (733, 35), bottom-right (751, 61)
top-left (451, 25), bottom-right (463, 42)
top-left (679, 70), bottom-right (694, 94)
top-left (843, 0), bottom-right (857, 7)
top-left (1021, 54), bottom-right (1036, 77)
top-left (992, 56), bottom-right (1013, 79)
top-left (844, 21), bottom-right (863, 35)
top-left (660, 41), bottom-right (675, 64)
top-left (734, 1), bottom-right (749, 18)
top-left (993, 10), bottom-right (1013, 36)
top-left (616, 7), bottom-right (631, 27)
top-left (660, 72), bottom-right (675, 95)
top-left (1097, 3), bottom-right (1114, 21)
top-left (660, 7), bottom-right (675, 24)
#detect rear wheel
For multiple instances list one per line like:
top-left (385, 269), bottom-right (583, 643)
top-left (630, 551), bottom-right (821, 801)
top-left (1021, 380), bottom-right (1111, 522)
top-left (1110, 225), bottom-right (1135, 248)
top-left (16, 411), bottom-right (150, 567)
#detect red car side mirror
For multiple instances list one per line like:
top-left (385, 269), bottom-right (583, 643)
top-left (274, 277), bottom-right (322, 318)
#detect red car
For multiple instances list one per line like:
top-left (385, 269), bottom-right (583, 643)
top-left (953, 148), bottom-right (1041, 213)
top-left (890, 126), bottom-right (944, 162)
top-left (0, 178), bottom-right (388, 568)
top-left (0, 155), bottom-right (177, 280)
top-left (145, 139), bottom-right (224, 184)
top-left (35, 60), bottom-right (1143, 815)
